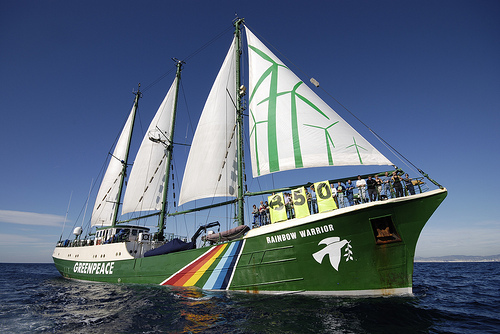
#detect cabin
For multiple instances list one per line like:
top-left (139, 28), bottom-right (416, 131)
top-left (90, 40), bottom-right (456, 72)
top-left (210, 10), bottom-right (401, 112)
top-left (95, 225), bottom-right (151, 245)
top-left (57, 225), bottom-right (151, 248)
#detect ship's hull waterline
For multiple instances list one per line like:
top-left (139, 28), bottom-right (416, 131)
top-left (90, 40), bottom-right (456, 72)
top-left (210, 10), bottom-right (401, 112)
top-left (53, 188), bottom-right (446, 296)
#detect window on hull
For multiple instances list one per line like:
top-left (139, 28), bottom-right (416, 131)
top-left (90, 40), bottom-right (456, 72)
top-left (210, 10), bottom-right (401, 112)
top-left (370, 215), bottom-right (402, 244)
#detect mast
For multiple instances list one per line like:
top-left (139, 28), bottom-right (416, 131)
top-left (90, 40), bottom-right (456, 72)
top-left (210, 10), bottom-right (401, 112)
top-left (157, 59), bottom-right (184, 240)
top-left (234, 18), bottom-right (245, 226)
top-left (112, 86), bottom-right (141, 227)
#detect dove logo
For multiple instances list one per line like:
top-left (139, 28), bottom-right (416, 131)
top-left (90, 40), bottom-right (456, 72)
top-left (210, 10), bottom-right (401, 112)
top-left (312, 237), bottom-right (353, 271)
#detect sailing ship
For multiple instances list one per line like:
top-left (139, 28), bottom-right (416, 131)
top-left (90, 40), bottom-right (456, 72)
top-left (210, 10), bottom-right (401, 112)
top-left (53, 19), bottom-right (447, 296)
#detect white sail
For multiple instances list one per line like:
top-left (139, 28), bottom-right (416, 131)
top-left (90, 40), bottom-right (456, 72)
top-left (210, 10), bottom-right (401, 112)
top-left (91, 104), bottom-right (136, 227)
top-left (122, 77), bottom-right (178, 214)
top-left (246, 28), bottom-right (393, 177)
top-left (178, 37), bottom-right (238, 206)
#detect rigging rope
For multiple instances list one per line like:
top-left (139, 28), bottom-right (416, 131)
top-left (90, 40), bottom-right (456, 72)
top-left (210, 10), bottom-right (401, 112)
top-left (64, 25), bottom-right (238, 241)
top-left (142, 24), bottom-right (234, 93)
top-left (314, 86), bottom-right (442, 188)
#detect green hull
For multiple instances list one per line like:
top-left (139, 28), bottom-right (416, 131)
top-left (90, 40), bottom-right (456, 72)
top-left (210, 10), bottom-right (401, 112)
top-left (53, 189), bottom-right (446, 296)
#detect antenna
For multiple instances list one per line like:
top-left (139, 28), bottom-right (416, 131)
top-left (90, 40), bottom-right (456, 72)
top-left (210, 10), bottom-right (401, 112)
top-left (59, 191), bottom-right (73, 242)
top-left (81, 179), bottom-right (93, 231)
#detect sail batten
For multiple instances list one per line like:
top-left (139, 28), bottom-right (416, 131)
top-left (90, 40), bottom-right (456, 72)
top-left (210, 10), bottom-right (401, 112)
top-left (246, 28), bottom-right (393, 177)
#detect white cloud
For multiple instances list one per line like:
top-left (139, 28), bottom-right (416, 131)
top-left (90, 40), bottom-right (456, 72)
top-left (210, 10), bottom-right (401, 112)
top-left (0, 210), bottom-right (66, 227)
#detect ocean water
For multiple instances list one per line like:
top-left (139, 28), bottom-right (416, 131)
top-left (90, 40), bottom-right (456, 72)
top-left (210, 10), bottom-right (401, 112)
top-left (0, 262), bottom-right (498, 333)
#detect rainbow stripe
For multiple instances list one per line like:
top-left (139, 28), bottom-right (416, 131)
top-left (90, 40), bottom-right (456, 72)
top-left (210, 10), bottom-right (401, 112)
top-left (203, 240), bottom-right (244, 290)
top-left (160, 240), bottom-right (244, 289)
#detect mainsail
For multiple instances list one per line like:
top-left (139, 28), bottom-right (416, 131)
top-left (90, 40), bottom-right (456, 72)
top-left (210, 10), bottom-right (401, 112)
top-left (91, 102), bottom-right (137, 227)
top-left (246, 28), bottom-right (393, 177)
top-left (178, 37), bottom-right (238, 206)
top-left (122, 77), bottom-right (179, 214)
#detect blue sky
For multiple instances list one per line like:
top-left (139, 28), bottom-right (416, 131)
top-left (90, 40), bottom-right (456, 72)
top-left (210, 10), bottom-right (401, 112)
top-left (1, 0), bottom-right (499, 263)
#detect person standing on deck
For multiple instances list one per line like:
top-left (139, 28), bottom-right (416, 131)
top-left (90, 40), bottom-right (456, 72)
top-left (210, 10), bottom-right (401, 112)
top-left (284, 192), bottom-right (294, 219)
top-left (375, 175), bottom-right (383, 199)
top-left (382, 171), bottom-right (391, 199)
top-left (331, 183), bottom-right (338, 208)
top-left (345, 180), bottom-right (354, 206)
top-left (252, 204), bottom-right (259, 227)
top-left (392, 172), bottom-right (404, 198)
top-left (336, 181), bottom-right (345, 208)
top-left (310, 185), bottom-right (318, 214)
top-left (403, 173), bottom-right (416, 195)
top-left (259, 201), bottom-right (266, 225)
top-left (356, 175), bottom-right (367, 203)
top-left (306, 189), bottom-right (312, 212)
top-left (264, 201), bottom-right (270, 224)
top-left (366, 175), bottom-right (377, 202)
